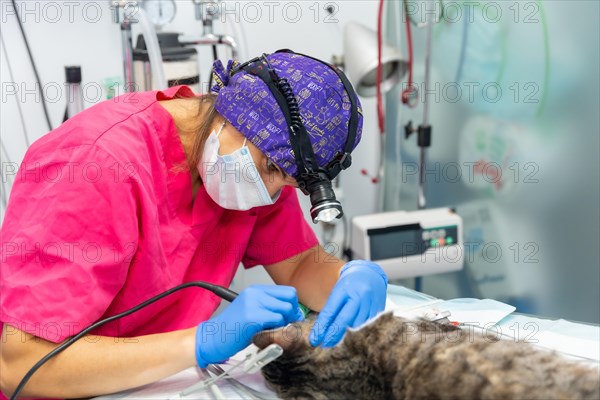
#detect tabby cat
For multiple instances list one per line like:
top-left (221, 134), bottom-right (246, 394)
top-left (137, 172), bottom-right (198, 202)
top-left (253, 312), bottom-right (600, 399)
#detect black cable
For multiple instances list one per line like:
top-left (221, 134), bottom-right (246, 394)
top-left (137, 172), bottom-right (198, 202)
top-left (276, 78), bottom-right (300, 129)
top-left (0, 141), bottom-right (11, 208)
top-left (0, 32), bottom-right (30, 147)
top-left (10, 281), bottom-right (238, 400)
top-left (208, 44), bottom-right (218, 90)
top-left (341, 213), bottom-right (355, 261)
top-left (341, 213), bottom-right (349, 252)
top-left (415, 276), bottom-right (423, 292)
top-left (10, 0), bottom-right (52, 132)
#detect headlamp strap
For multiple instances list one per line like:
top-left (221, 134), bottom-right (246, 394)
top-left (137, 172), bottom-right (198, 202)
top-left (275, 49), bottom-right (360, 159)
top-left (239, 56), bottom-right (319, 176)
top-left (234, 50), bottom-right (360, 181)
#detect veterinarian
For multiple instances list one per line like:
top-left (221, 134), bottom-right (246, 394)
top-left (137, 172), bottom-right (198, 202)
top-left (0, 50), bottom-right (388, 398)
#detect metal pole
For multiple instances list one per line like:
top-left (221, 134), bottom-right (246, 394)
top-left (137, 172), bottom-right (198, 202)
top-left (185, 1), bottom-right (239, 60)
top-left (418, 1), bottom-right (434, 210)
top-left (179, 35), bottom-right (239, 59)
top-left (121, 17), bottom-right (135, 92)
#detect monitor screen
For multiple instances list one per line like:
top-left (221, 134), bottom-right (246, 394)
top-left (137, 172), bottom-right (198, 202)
top-left (368, 224), bottom-right (422, 260)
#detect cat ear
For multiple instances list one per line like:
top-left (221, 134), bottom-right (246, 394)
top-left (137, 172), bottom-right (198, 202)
top-left (253, 322), bottom-right (310, 353)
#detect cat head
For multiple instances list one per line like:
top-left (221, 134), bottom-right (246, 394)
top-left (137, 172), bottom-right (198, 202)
top-left (252, 312), bottom-right (401, 354)
top-left (251, 313), bottom-right (399, 400)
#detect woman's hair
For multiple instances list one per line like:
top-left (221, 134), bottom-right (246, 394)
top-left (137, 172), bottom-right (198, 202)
top-left (188, 93), bottom-right (220, 169)
top-left (171, 92), bottom-right (223, 177)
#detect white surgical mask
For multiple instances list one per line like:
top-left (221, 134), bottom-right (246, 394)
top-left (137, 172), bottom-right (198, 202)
top-left (197, 122), bottom-right (280, 210)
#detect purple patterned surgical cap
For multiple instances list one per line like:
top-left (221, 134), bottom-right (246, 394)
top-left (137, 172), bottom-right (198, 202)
top-left (211, 52), bottom-right (364, 177)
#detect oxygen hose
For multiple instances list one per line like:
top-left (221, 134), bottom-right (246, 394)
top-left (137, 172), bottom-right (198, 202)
top-left (9, 282), bottom-right (238, 400)
top-left (137, 7), bottom-right (168, 90)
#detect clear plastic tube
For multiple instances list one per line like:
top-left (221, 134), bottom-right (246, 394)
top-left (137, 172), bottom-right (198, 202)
top-left (137, 8), bottom-right (167, 89)
top-left (66, 83), bottom-right (84, 118)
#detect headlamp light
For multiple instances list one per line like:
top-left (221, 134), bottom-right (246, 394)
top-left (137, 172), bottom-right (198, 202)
top-left (300, 172), bottom-right (343, 223)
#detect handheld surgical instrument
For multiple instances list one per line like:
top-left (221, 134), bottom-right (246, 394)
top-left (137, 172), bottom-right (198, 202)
top-left (178, 344), bottom-right (283, 398)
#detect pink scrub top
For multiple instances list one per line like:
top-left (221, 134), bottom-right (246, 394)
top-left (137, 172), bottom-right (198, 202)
top-left (0, 85), bottom-right (319, 348)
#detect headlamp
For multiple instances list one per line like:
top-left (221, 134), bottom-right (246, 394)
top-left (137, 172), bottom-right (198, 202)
top-left (232, 49), bottom-right (360, 223)
top-left (300, 172), bottom-right (343, 223)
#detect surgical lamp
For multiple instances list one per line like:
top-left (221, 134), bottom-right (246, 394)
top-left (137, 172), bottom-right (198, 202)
top-left (342, 21), bottom-right (408, 98)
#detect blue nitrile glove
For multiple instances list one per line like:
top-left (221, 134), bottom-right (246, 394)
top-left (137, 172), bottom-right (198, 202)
top-left (310, 260), bottom-right (388, 348)
top-left (195, 284), bottom-right (304, 367)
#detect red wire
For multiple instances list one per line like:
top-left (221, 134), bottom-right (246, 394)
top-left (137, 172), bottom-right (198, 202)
top-left (376, 0), bottom-right (385, 134)
top-left (402, 0), bottom-right (415, 106)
